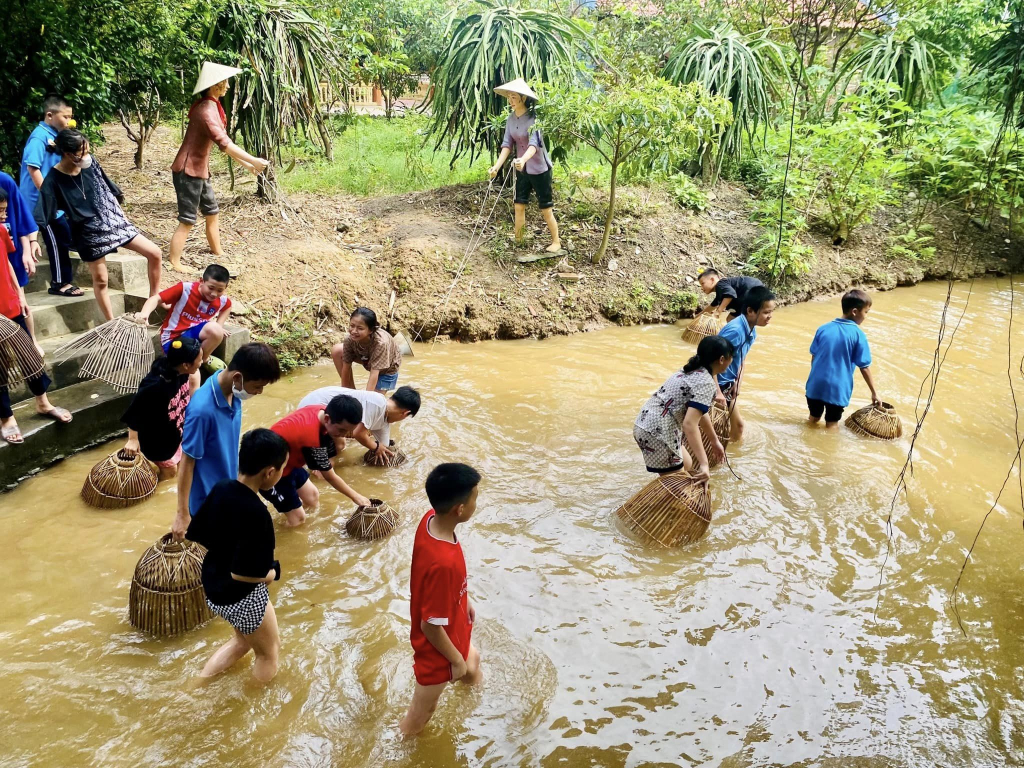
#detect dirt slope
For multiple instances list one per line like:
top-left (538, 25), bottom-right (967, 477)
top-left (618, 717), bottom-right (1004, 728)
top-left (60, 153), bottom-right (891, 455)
top-left (99, 124), bottom-right (1022, 367)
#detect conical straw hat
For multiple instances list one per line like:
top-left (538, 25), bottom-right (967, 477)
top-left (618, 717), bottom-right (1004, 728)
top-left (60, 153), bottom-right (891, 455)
top-left (495, 78), bottom-right (539, 101)
top-left (193, 61), bottom-right (243, 95)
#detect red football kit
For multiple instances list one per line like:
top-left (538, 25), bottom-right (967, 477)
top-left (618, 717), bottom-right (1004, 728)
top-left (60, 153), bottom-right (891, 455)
top-left (410, 510), bottom-right (471, 686)
top-left (269, 405), bottom-right (329, 474)
top-left (0, 228), bottom-right (21, 319)
top-left (158, 281), bottom-right (231, 345)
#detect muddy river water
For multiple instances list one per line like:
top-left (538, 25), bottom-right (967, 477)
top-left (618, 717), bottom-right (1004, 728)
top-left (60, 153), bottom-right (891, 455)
top-left (3, 279), bottom-right (1024, 767)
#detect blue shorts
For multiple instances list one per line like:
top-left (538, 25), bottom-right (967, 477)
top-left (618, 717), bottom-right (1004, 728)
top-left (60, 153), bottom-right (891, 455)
top-left (162, 321), bottom-right (208, 353)
top-left (260, 467), bottom-right (310, 514)
top-left (375, 371), bottom-right (399, 392)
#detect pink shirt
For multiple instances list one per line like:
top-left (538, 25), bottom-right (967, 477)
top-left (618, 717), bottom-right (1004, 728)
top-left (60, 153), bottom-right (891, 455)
top-left (171, 98), bottom-right (232, 179)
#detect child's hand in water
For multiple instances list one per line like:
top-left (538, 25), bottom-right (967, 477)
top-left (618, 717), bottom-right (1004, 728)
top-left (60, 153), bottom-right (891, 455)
top-left (710, 440), bottom-right (726, 464)
top-left (353, 493), bottom-right (372, 508)
top-left (451, 656), bottom-right (469, 681)
top-left (374, 442), bottom-right (394, 461)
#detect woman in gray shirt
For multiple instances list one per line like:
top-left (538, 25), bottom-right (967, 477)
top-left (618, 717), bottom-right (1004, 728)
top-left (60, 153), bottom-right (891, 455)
top-left (488, 79), bottom-right (562, 254)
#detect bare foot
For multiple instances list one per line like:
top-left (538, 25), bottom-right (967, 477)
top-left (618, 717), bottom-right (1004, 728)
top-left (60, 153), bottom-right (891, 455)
top-left (168, 258), bottom-right (190, 274)
top-left (545, 242), bottom-right (562, 253)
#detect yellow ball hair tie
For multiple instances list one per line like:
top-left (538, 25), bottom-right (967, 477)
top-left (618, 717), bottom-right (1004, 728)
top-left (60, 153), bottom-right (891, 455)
top-left (172, 340), bottom-right (182, 349)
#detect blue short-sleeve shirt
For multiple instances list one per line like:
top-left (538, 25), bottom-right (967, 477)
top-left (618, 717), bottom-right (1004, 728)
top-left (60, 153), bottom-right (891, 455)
top-left (19, 123), bottom-right (63, 219)
top-left (1, 172), bottom-right (39, 286)
top-left (180, 372), bottom-right (242, 515)
top-left (717, 314), bottom-right (757, 388)
top-left (805, 318), bottom-right (872, 407)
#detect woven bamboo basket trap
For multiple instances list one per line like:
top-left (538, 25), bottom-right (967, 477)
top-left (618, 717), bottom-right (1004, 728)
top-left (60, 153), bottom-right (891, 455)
top-left (0, 314), bottom-right (45, 388)
top-left (345, 499), bottom-right (401, 540)
top-left (362, 440), bottom-right (408, 468)
top-left (81, 449), bottom-right (159, 509)
top-left (129, 534), bottom-right (212, 636)
top-left (845, 402), bottom-right (903, 440)
top-left (681, 313), bottom-right (723, 345)
top-left (53, 314), bottom-right (153, 393)
top-left (681, 402), bottom-right (731, 467)
top-left (615, 472), bottom-right (712, 547)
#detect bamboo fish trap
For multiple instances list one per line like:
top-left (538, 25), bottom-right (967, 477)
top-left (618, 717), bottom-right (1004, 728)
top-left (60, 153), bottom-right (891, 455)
top-left (345, 499), bottom-right (401, 540)
top-left (53, 314), bottom-right (153, 393)
top-left (362, 440), bottom-right (408, 468)
top-left (615, 472), bottom-right (712, 547)
top-left (681, 313), bottom-right (722, 344)
top-left (0, 314), bottom-right (45, 388)
top-left (681, 402), bottom-right (731, 467)
top-left (846, 402), bottom-right (903, 440)
top-left (81, 449), bottom-right (158, 509)
top-left (129, 534), bottom-right (212, 636)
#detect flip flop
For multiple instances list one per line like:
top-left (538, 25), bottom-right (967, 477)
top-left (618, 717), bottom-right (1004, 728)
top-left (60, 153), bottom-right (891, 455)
top-left (2, 424), bottom-right (24, 444)
top-left (48, 284), bottom-right (84, 297)
top-left (37, 407), bottom-right (73, 423)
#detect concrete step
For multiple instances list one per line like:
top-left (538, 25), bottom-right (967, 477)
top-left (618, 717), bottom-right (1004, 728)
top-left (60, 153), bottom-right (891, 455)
top-left (4, 327), bottom-right (163, 402)
top-left (27, 251), bottom-right (152, 296)
top-left (0, 379), bottom-right (133, 489)
top-left (25, 288), bottom-right (149, 340)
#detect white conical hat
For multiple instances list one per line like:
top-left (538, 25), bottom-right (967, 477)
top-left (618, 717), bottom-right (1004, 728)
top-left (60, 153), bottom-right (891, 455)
top-left (193, 62), bottom-right (244, 95)
top-left (494, 78), bottom-right (539, 101)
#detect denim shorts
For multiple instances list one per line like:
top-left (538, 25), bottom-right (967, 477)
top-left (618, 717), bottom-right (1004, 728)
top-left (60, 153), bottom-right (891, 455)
top-left (260, 467), bottom-right (310, 513)
top-left (375, 371), bottom-right (399, 392)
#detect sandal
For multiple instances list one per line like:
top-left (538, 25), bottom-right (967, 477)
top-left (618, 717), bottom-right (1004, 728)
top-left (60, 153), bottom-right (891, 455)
top-left (2, 424), bottom-right (24, 444)
top-left (37, 406), bottom-right (73, 423)
top-left (48, 284), bottom-right (84, 297)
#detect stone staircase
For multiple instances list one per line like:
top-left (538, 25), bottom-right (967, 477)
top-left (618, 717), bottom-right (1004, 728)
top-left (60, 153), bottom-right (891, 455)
top-left (0, 253), bottom-right (249, 490)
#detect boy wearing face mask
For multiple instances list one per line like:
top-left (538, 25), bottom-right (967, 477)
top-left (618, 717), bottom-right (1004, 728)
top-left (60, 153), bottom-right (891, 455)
top-left (171, 343), bottom-right (282, 541)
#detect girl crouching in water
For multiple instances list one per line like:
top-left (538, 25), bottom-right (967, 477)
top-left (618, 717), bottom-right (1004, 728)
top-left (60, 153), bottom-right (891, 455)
top-left (633, 335), bottom-right (734, 482)
top-left (331, 307), bottom-right (402, 394)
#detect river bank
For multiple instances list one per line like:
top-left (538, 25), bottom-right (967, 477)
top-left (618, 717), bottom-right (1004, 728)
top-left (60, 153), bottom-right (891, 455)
top-left (100, 124), bottom-right (1022, 366)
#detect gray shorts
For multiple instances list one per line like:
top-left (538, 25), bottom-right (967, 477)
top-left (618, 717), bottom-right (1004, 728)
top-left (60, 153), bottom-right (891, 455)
top-left (173, 171), bottom-right (219, 225)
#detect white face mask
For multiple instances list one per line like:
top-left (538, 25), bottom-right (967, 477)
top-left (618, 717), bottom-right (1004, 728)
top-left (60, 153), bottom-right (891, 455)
top-left (231, 377), bottom-right (253, 401)
top-left (79, 154), bottom-right (93, 169)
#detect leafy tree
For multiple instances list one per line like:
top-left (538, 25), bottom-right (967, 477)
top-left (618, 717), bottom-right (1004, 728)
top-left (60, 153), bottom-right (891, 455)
top-left (207, 0), bottom-right (343, 196)
top-left (426, 0), bottom-right (587, 166)
top-left (834, 31), bottom-right (947, 111)
top-left (662, 23), bottom-right (790, 174)
top-left (540, 74), bottom-right (730, 263)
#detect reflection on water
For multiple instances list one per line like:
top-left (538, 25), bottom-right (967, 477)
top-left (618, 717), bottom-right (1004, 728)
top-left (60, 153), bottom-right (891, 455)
top-left (3, 279), bottom-right (1024, 767)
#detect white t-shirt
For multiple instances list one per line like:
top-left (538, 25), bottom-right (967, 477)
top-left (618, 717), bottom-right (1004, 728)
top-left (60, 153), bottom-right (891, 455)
top-left (298, 386), bottom-right (390, 445)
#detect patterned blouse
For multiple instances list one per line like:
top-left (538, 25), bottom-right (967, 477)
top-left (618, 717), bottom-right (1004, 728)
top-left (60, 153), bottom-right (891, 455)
top-left (634, 367), bottom-right (717, 445)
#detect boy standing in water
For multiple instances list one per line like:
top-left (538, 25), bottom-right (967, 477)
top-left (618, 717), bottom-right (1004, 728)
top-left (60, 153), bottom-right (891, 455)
top-left (187, 428), bottom-right (289, 683)
top-left (400, 463), bottom-right (483, 737)
top-left (805, 289), bottom-right (881, 429)
top-left (698, 269), bottom-right (764, 320)
top-left (716, 286), bottom-right (776, 440)
top-left (171, 343), bottom-right (281, 540)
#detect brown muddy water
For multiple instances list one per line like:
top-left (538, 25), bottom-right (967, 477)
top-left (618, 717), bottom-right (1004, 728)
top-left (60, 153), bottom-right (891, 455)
top-left (3, 279), bottom-right (1024, 768)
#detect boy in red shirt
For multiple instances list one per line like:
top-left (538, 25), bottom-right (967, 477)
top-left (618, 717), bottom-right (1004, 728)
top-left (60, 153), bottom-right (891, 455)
top-left (134, 263), bottom-right (231, 365)
top-left (400, 463), bottom-right (483, 737)
top-left (262, 394), bottom-right (371, 526)
top-left (0, 192), bottom-right (72, 443)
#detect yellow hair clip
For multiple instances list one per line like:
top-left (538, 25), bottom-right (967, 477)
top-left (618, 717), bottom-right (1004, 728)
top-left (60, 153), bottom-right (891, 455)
top-left (172, 340), bottom-right (182, 349)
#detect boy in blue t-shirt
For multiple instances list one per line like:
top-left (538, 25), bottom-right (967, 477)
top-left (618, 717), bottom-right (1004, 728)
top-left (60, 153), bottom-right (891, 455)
top-left (716, 285), bottom-right (776, 441)
top-left (805, 289), bottom-right (880, 429)
top-left (19, 95), bottom-right (80, 298)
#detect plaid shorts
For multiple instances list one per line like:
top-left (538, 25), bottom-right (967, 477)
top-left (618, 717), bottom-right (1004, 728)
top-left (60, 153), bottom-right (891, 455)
top-left (208, 583), bottom-right (269, 635)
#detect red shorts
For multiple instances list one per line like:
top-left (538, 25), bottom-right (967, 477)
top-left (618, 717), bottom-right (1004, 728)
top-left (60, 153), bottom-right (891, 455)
top-left (413, 624), bottom-right (473, 686)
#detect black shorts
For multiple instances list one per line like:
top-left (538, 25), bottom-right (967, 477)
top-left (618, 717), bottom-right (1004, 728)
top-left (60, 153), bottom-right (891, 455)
top-left (807, 397), bottom-right (845, 423)
top-left (173, 171), bottom-right (219, 225)
top-left (514, 169), bottom-right (553, 209)
top-left (260, 467), bottom-right (310, 513)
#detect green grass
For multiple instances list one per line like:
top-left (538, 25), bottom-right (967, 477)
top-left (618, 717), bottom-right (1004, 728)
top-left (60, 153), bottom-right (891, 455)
top-left (279, 112), bottom-right (615, 198)
top-left (280, 113), bottom-right (490, 197)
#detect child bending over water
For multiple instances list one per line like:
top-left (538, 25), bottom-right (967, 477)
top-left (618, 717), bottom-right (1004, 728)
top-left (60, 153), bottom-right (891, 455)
top-left (400, 463), bottom-right (483, 736)
top-left (331, 307), bottom-right (402, 394)
top-left (805, 289), bottom-right (881, 429)
top-left (186, 428), bottom-right (289, 683)
top-left (633, 335), bottom-right (734, 482)
top-left (716, 286), bottom-right (776, 441)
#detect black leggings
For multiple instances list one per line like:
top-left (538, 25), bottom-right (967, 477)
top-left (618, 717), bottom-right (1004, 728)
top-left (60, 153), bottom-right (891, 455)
top-left (42, 216), bottom-right (74, 287)
top-left (0, 315), bottom-right (51, 419)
